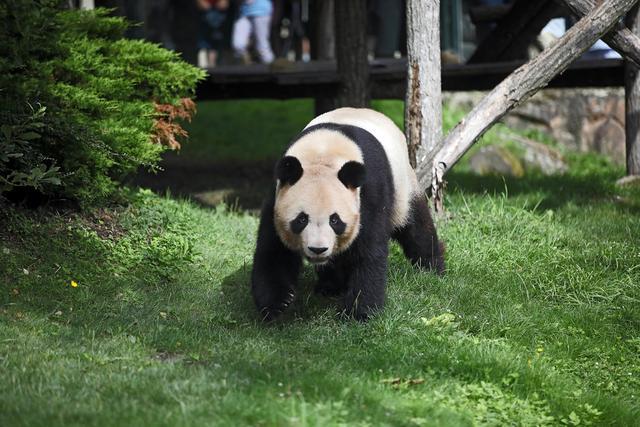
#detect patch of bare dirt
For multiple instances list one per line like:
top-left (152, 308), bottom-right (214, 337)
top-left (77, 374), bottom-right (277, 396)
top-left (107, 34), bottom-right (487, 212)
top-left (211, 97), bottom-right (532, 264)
top-left (78, 208), bottom-right (127, 240)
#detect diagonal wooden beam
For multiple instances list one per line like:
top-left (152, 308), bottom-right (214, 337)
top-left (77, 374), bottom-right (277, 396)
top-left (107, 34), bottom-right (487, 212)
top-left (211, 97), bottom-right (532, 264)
top-left (469, 0), bottom-right (559, 63)
top-left (559, 0), bottom-right (640, 66)
top-left (499, 2), bottom-right (564, 61)
top-left (418, 0), bottom-right (639, 210)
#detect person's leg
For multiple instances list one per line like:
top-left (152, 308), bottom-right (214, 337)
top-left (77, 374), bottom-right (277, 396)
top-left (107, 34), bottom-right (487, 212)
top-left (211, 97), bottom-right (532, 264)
top-left (197, 10), bottom-right (212, 67)
top-left (208, 9), bottom-right (227, 67)
top-left (207, 50), bottom-right (218, 67)
top-left (232, 16), bottom-right (251, 61)
top-left (252, 15), bottom-right (275, 63)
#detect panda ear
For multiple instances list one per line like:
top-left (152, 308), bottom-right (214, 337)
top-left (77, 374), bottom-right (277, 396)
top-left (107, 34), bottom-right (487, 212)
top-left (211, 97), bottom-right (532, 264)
top-left (338, 161), bottom-right (365, 189)
top-left (276, 156), bottom-right (303, 186)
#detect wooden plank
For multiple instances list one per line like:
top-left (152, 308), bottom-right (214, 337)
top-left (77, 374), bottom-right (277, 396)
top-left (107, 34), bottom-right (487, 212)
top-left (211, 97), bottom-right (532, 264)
top-left (442, 59), bottom-right (624, 91)
top-left (196, 59), bottom-right (624, 100)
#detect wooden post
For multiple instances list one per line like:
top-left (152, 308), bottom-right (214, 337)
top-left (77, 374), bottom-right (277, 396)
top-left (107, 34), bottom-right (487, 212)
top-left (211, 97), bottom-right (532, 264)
top-left (334, 0), bottom-right (369, 107)
top-left (626, 5), bottom-right (640, 175)
top-left (405, 0), bottom-right (442, 177)
top-left (419, 0), bottom-right (639, 201)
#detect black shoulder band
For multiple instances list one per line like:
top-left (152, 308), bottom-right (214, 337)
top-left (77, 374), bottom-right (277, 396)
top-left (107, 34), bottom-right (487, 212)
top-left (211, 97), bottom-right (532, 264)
top-left (288, 122), bottom-right (381, 150)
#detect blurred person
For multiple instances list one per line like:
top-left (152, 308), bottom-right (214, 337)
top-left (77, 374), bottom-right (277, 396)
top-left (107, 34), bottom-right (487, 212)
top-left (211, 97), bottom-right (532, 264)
top-left (197, 0), bottom-right (229, 67)
top-left (232, 0), bottom-right (275, 64)
top-left (537, 17), bottom-right (620, 60)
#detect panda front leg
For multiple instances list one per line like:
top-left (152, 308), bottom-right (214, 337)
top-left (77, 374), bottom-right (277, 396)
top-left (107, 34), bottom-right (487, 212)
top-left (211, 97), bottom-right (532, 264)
top-left (251, 197), bottom-right (302, 321)
top-left (342, 243), bottom-right (389, 321)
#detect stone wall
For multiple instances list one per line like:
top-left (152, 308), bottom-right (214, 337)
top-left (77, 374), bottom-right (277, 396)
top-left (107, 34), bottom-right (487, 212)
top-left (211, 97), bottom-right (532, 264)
top-left (445, 88), bottom-right (626, 164)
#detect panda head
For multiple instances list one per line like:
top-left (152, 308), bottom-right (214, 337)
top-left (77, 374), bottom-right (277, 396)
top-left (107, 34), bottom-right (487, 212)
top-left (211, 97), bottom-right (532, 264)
top-left (273, 155), bottom-right (365, 265)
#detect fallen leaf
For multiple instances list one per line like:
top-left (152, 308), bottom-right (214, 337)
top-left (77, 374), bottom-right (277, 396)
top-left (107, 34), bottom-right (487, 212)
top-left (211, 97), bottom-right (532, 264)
top-left (381, 377), bottom-right (425, 387)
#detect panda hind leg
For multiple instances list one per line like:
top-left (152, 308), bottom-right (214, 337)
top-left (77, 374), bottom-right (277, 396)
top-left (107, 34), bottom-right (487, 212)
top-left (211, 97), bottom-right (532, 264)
top-left (315, 264), bottom-right (348, 297)
top-left (393, 196), bottom-right (445, 275)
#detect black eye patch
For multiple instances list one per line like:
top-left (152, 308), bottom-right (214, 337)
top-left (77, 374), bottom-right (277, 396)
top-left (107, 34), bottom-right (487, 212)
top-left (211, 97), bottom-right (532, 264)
top-left (329, 213), bottom-right (346, 235)
top-left (290, 212), bottom-right (309, 234)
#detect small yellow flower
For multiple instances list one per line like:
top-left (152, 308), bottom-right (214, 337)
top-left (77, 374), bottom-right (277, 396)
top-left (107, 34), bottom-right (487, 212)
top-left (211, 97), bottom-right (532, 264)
top-left (70, 280), bottom-right (78, 288)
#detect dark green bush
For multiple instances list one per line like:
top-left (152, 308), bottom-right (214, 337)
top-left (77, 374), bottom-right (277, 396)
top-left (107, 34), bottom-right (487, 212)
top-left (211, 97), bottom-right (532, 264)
top-left (0, 0), bottom-right (205, 206)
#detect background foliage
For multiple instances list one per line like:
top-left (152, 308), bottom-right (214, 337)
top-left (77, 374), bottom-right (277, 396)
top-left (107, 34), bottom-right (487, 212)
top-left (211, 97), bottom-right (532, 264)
top-left (0, 0), bottom-right (205, 205)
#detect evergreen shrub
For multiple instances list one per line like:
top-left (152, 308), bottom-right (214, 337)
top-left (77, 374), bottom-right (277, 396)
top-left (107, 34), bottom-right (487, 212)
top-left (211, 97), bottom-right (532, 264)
top-left (0, 0), bottom-right (205, 205)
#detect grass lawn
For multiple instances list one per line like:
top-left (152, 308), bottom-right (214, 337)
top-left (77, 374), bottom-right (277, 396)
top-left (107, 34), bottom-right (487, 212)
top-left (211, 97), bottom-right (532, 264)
top-left (1, 100), bottom-right (640, 426)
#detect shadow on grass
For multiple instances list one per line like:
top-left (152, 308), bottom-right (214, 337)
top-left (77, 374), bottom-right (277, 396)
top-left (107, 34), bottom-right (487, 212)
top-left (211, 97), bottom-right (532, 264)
top-left (448, 171), bottom-right (640, 214)
top-left (131, 155), bottom-right (274, 211)
top-left (6, 226), bottom-right (339, 343)
top-left (220, 264), bottom-right (345, 324)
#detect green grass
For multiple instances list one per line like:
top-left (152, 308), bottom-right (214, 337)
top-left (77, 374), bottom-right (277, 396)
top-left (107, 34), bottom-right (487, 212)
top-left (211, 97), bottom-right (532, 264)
top-left (178, 99), bottom-right (416, 163)
top-left (180, 99), bottom-right (315, 163)
top-left (2, 100), bottom-right (640, 426)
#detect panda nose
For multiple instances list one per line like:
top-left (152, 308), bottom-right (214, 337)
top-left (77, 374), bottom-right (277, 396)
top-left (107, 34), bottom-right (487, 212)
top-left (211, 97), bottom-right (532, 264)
top-left (308, 246), bottom-right (328, 255)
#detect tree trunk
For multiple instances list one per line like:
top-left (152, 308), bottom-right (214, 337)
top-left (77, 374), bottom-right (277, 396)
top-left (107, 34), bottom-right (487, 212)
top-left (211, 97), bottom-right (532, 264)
top-left (419, 0), bottom-right (639, 201)
top-left (311, 0), bottom-right (335, 60)
top-left (405, 0), bottom-right (441, 172)
top-left (560, 0), bottom-right (640, 67)
top-left (312, 0), bottom-right (337, 115)
top-left (334, 0), bottom-right (369, 108)
top-left (626, 4), bottom-right (640, 175)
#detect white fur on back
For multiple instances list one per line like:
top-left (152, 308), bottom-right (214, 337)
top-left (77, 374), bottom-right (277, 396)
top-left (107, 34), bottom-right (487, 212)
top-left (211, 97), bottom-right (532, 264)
top-left (305, 108), bottom-right (418, 228)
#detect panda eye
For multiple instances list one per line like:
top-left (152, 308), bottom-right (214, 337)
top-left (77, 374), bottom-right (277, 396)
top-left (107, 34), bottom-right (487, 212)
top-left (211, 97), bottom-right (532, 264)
top-left (329, 213), bottom-right (346, 235)
top-left (290, 212), bottom-right (309, 234)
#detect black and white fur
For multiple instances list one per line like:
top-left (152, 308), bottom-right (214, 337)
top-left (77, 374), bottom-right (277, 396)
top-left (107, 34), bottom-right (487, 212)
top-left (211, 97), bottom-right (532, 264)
top-left (251, 108), bottom-right (445, 321)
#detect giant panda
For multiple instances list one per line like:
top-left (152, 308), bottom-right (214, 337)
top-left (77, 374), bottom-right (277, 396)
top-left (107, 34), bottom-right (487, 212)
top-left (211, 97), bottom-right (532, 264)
top-left (251, 108), bottom-right (445, 321)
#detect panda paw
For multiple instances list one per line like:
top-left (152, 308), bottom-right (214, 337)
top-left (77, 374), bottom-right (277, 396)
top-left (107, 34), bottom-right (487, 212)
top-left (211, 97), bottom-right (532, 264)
top-left (415, 242), bottom-right (446, 275)
top-left (257, 290), bottom-right (295, 322)
top-left (341, 295), bottom-right (381, 322)
top-left (340, 305), bottom-right (375, 322)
